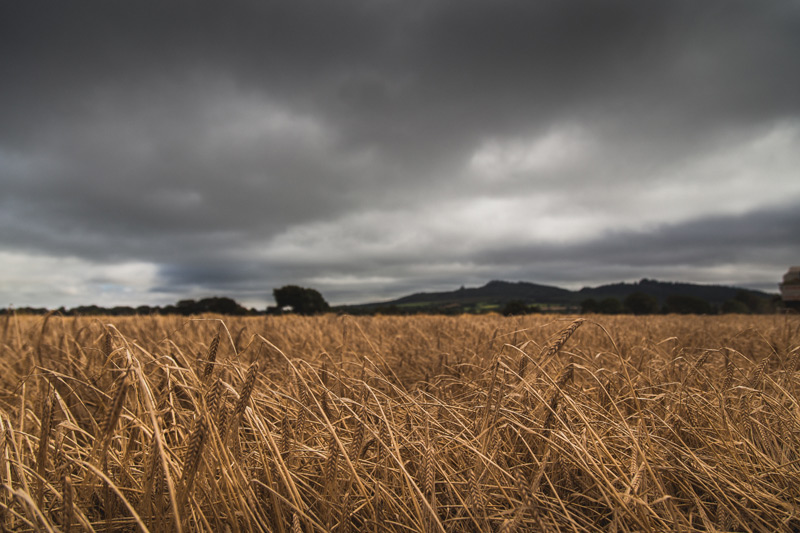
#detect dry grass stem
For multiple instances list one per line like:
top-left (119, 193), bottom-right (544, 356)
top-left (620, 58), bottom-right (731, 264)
top-left (0, 312), bottom-right (796, 532)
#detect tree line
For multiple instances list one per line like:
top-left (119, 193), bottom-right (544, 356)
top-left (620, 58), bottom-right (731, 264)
top-left (578, 290), bottom-right (777, 315)
top-left (501, 290), bottom-right (779, 316)
top-left (2, 286), bottom-right (331, 317)
top-left (3, 285), bottom-right (783, 317)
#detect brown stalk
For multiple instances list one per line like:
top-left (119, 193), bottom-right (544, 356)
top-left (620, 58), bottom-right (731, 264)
top-left (541, 319), bottom-right (584, 361)
top-left (234, 362), bottom-right (259, 419)
top-left (62, 473), bottom-right (73, 533)
top-left (750, 354), bottom-right (771, 389)
top-left (35, 385), bottom-right (53, 509)
top-left (178, 416), bottom-right (207, 517)
top-left (324, 434), bottom-right (339, 494)
top-left (201, 333), bottom-right (220, 383)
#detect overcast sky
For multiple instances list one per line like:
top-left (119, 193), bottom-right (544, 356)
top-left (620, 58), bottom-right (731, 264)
top-left (2, 1), bottom-right (799, 309)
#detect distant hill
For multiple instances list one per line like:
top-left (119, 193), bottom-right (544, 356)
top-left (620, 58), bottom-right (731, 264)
top-left (338, 278), bottom-right (776, 314)
top-left (390, 280), bottom-right (573, 305)
top-left (577, 278), bottom-right (772, 306)
top-left (5, 279), bottom-right (779, 317)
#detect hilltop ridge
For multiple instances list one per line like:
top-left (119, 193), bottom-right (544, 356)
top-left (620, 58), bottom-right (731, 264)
top-left (3, 278), bottom-right (779, 316)
top-left (338, 278), bottom-right (776, 314)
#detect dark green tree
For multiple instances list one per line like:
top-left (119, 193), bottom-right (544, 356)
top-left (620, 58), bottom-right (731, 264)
top-left (581, 298), bottom-right (599, 313)
top-left (624, 291), bottom-right (659, 315)
top-left (734, 290), bottom-right (763, 313)
top-left (597, 297), bottom-right (623, 314)
top-left (175, 297), bottom-right (250, 315)
top-left (502, 300), bottom-right (530, 316)
top-left (721, 299), bottom-right (749, 314)
top-left (665, 295), bottom-right (713, 315)
top-left (273, 285), bottom-right (330, 315)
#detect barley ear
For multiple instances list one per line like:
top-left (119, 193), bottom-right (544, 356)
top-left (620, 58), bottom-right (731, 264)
top-left (542, 319), bottom-right (584, 360)
top-left (554, 362), bottom-right (575, 390)
top-left (324, 434), bottom-right (339, 493)
top-left (103, 330), bottom-right (113, 359)
top-left (36, 384), bottom-right (53, 508)
top-left (280, 406), bottom-right (291, 458)
top-left (233, 362), bottom-right (259, 420)
top-left (202, 333), bottom-right (220, 383)
top-left (722, 351), bottom-right (735, 391)
top-left (91, 370), bottom-right (130, 468)
top-left (341, 490), bottom-right (352, 533)
top-left (784, 347), bottom-right (799, 386)
top-left (750, 354), bottom-right (770, 389)
top-left (518, 353), bottom-right (529, 380)
top-left (350, 405), bottom-right (365, 460)
top-left (205, 377), bottom-right (223, 415)
top-left (178, 416), bottom-right (207, 516)
top-left (62, 473), bottom-right (73, 533)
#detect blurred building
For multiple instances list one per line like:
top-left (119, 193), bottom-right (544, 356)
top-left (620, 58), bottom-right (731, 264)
top-left (780, 266), bottom-right (800, 309)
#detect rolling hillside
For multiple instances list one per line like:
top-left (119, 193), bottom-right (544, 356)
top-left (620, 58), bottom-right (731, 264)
top-left (339, 278), bottom-right (775, 313)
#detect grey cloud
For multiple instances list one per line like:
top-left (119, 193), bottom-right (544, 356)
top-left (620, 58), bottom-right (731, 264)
top-left (479, 203), bottom-right (799, 269)
top-left (1, 1), bottom-right (798, 307)
top-left (146, 203), bottom-right (796, 305)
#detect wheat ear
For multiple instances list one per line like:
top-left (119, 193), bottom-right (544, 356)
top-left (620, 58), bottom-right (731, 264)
top-left (35, 384), bottom-right (53, 509)
top-left (542, 319), bottom-right (585, 360)
top-left (178, 416), bottom-right (207, 517)
top-left (202, 333), bottom-right (220, 383)
top-left (233, 362), bottom-right (259, 420)
top-left (722, 351), bottom-right (735, 391)
top-left (750, 354), bottom-right (770, 389)
top-left (62, 473), bottom-right (73, 533)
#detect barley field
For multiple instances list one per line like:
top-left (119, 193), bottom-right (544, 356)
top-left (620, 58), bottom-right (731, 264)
top-left (0, 312), bottom-right (798, 532)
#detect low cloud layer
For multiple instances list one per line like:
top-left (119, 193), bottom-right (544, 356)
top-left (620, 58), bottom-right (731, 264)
top-left (1, 1), bottom-right (798, 308)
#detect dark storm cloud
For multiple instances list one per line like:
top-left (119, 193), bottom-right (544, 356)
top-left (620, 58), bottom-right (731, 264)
top-left (1, 1), bottom-right (798, 307)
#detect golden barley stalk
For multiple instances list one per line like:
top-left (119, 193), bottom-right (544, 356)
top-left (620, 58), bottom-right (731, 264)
top-left (424, 424), bottom-right (435, 501)
top-left (499, 513), bottom-right (523, 533)
top-left (518, 354), bottom-right (529, 379)
top-left (179, 416), bottom-right (207, 514)
top-left (722, 352), bottom-right (734, 391)
top-left (325, 434), bottom-right (339, 488)
top-left (692, 351), bottom-right (711, 375)
top-left (103, 374), bottom-right (129, 437)
top-left (217, 404), bottom-right (231, 439)
top-left (89, 372), bottom-right (130, 471)
top-left (233, 362), bottom-right (259, 419)
top-left (600, 379), bottom-right (615, 409)
top-left (151, 458), bottom-right (166, 526)
top-left (320, 361), bottom-right (329, 387)
top-left (320, 390), bottom-right (333, 421)
top-left (202, 333), bottom-right (220, 383)
top-left (630, 461), bottom-right (645, 494)
top-left (205, 377), bottom-right (223, 414)
top-left (554, 363), bottom-right (574, 390)
top-left (468, 464), bottom-right (484, 509)
top-left (140, 426), bottom-right (162, 517)
top-left (103, 330), bottom-right (113, 358)
top-left (351, 409), bottom-right (365, 460)
top-left (784, 347), bottom-right (799, 386)
top-left (542, 319), bottom-right (585, 360)
top-left (341, 490), bottom-right (352, 533)
top-left (280, 406), bottom-right (291, 457)
top-left (62, 473), bottom-right (73, 533)
top-left (36, 385), bottom-right (53, 508)
top-left (749, 353), bottom-right (770, 389)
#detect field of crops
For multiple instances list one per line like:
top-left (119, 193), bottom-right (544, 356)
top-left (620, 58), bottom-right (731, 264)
top-left (0, 312), bottom-right (798, 532)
